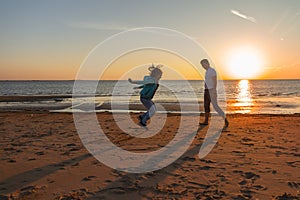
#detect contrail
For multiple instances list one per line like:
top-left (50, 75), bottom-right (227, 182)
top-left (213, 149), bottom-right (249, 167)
top-left (231, 9), bottom-right (257, 23)
top-left (269, 8), bottom-right (290, 34)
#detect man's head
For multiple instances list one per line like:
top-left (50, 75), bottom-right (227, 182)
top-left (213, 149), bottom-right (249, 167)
top-left (200, 59), bottom-right (210, 70)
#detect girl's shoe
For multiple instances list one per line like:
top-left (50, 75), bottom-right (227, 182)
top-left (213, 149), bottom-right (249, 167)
top-left (138, 115), bottom-right (143, 121)
top-left (139, 121), bottom-right (147, 127)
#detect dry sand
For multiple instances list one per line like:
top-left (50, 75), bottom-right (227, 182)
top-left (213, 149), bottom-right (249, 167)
top-left (0, 112), bottom-right (299, 199)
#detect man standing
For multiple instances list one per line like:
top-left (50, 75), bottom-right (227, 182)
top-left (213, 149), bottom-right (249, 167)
top-left (200, 59), bottom-right (229, 130)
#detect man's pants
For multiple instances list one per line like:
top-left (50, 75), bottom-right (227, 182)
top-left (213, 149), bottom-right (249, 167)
top-left (204, 89), bottom-right (226, 119)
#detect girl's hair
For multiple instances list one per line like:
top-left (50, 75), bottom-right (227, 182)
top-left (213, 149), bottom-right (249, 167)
top-left (148, 64), bottom-right (163, 81)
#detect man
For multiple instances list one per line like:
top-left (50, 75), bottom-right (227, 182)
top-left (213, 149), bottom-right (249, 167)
top-left (200, 59), bottom-right (229, 130)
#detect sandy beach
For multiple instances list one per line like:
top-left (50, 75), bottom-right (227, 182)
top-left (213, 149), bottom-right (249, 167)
top-left (1, 0), bottom-right (300, 199)
top-left (0, 111), bottom-right (299, 200)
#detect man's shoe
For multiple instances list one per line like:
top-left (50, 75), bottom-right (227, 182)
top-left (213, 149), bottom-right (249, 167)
top-left (224, 118), bottom-right (229, 128)
top-left (199, 122), bottom-right (208, 126)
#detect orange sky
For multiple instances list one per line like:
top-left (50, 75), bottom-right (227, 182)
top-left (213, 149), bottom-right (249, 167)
top-left (0, 1), bottom-right (299, 80)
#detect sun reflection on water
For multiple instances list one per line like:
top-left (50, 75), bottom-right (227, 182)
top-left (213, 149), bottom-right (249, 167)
top-left (234, 79), bottom-right (253, 113)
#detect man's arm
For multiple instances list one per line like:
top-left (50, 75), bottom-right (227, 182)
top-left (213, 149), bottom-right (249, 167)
top-left (212, 75), bottom-right (217, 89)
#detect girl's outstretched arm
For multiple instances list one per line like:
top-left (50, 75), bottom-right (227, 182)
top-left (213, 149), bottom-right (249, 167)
top-left (128, 78), bottom-right (146, 85)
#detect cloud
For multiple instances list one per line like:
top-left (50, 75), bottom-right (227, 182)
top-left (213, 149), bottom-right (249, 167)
top-left (230, 9), bottom-right (257, 23)
top-left (66, 21), bottom-right (132, 31)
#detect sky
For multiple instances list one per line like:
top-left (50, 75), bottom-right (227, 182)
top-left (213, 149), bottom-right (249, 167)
top-left (0, 0), bottom-right (299, 80)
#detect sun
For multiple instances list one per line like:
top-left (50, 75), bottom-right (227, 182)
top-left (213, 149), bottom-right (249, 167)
top-left (225, 47), bottom-right (264, 79)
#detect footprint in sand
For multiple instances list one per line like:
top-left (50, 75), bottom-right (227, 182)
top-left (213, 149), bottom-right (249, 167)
top-left (252, 184), bottom-right (267, 191)
top-left (35, 151), bottom-right (44, 156)
top-left (286, 161), bottom-right (299, 168)
top-left (4, 185), bottom-right (47, 200)
top-left (182, 156), bottom-right (196, 162)
top-left (81, 176), bottom-right (97, 182)
top-left (275, 193), bottom-right (300, 200)
top-left (243, 172), bottom-right (260, 180)
top-left (240, 188), bottom-right (255, 199)
top-left (238, 180), bottom-right (247, 186)
top-left (287, 182), bottom-right (300, 189)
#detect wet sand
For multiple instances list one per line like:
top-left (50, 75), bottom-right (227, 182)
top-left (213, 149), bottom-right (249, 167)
top-left (0, 112), bottom-right (299, 199)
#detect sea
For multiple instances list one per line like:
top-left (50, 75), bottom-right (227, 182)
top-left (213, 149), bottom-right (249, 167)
top-left (0, 80), bottom-right (300, 114)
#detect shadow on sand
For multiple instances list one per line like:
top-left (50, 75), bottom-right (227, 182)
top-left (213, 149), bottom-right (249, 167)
top-left (1, 125), bottom-right (223, 199)
top-left (0, 154), bottom-right (92, 195)
top-left (86, 126), bottom-right (216, 199)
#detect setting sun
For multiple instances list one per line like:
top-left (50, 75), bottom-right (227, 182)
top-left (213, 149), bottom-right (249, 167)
top-left (225, 47), bottom-right (265, 79)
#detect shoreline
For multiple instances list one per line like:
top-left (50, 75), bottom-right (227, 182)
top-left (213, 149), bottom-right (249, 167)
top-left (1, 109), bottom-right (300, 117)
top-left (1, 94), bottom-right (300, 115)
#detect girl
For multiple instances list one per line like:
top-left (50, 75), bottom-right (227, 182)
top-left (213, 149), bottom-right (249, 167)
top-left (128, 64), bottom-right (163, 127)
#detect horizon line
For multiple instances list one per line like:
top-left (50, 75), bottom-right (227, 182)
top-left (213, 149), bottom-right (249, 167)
top-left (0, 78), bottom-right (300, 81)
